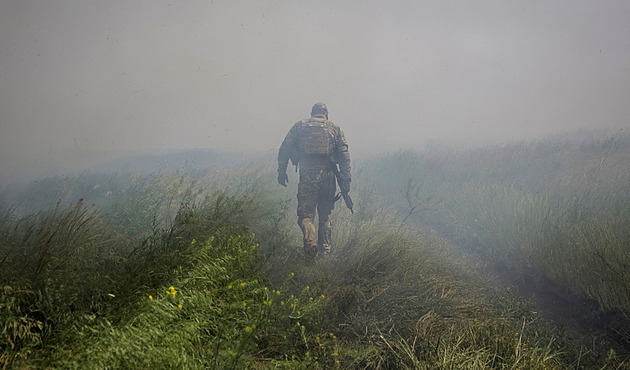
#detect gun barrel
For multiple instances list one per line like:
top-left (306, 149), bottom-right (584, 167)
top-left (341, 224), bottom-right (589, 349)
top-left (342, 193), bottom-right (354, 214)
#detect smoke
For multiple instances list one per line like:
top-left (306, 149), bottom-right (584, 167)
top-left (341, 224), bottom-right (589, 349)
top-left (1, 0), bottom-right (629, 182)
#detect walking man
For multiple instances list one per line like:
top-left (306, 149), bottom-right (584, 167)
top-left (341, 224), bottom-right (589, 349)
top-left (277, 102), bottom-right (352, 261)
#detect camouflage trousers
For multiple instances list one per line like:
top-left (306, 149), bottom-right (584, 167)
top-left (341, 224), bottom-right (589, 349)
top-left (297, 165), bottom-right (336, 260)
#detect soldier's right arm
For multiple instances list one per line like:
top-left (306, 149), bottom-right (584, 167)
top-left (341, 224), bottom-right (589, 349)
top-left (278, 123), bottom-right (299, 174)
top-left (334, 127), bottom-right (351, 191)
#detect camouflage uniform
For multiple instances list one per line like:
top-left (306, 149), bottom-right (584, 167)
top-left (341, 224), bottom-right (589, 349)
top-left (277, 103), bottom-right (351, 260)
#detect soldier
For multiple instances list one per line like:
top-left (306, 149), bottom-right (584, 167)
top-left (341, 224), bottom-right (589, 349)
top-left (277, 102), bottom-right (352, 262)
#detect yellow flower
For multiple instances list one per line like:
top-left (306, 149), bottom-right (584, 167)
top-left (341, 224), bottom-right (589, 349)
top-left (281, 301), bottom-right (285, 305)
top-left (228, 285), bottom-right (233, 289)
top-left (244, 326), bottom-right (253, 333)
top-left (241, 283), bottom-right (245, 287)
top-left (290, 272), bottom-right (295, 277)
top-left (149, 295), bottom-right (153, 300)
top-left (276, 290), bottom-right (280, 295)
top-left (306, 286), bottom-right (310, 290)
top-left (178, 304), bottom-right (182, 309)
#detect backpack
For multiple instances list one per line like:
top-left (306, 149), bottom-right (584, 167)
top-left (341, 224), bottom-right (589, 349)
top-left (297, 118), bottom-right (334, 157)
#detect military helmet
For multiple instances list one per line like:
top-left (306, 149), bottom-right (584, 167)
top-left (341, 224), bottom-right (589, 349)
top-left (311, 102), bottom-right (328, 116)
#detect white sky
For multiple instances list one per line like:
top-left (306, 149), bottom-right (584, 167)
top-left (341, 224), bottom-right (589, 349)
top-left (1, 0), bottom-right (629, 180)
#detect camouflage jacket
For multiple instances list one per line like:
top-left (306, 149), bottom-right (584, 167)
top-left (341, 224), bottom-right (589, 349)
top-left (278, 114), bottom-right (351, 183)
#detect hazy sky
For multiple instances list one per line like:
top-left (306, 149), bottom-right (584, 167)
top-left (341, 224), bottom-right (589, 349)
top-left (1, 0), bottom-right (629, 179)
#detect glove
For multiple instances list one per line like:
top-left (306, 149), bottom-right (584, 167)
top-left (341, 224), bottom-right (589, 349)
top-left (278, 171), bottom-right (289, 187)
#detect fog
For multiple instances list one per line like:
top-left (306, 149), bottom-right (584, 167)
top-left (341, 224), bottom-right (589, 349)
top-left (1, 0), bottom-right (629, 183)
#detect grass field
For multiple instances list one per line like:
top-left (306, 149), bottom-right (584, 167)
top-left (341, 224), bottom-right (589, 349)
top-left (1, 132), bottom-right (629, 368)
top-left (359, 130), bottom-right (630, 343)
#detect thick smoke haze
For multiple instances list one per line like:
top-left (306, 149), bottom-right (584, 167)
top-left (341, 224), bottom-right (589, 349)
top-left (1, 0), bottom-right (629, 182)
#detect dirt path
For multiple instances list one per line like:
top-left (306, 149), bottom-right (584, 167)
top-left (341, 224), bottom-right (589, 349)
top-left (470, 249), bottom-right (630, 355)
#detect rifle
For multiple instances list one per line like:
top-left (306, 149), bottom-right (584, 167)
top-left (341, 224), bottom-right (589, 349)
top-left (331, 163), bottom-right (354, 214)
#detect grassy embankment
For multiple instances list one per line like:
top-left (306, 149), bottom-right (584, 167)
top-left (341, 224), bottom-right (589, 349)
top-left (1, 144), bottom-right (628, 368)
top-left (360, 131), bottom-right (630, 345)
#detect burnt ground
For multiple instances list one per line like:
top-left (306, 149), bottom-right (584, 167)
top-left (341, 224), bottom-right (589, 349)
top-left (404, 218), bottom-right (630, 359)
top-left (426, 226), bottom-right (630, 358)
top-left (489, 260), bottom-right (630, 355)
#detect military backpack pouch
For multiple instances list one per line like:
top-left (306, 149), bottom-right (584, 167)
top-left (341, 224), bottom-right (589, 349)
top-left (298, 121), bottom-right (333, 156)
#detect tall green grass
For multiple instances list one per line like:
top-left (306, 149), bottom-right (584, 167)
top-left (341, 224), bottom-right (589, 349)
top-left (0, 169), bottom-right (281, 367)
top-left (1, 162), bottom-right (627, 368)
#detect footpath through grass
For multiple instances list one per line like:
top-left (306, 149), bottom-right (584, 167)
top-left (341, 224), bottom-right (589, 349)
top-left (359, 131), bottom-right (630, 357)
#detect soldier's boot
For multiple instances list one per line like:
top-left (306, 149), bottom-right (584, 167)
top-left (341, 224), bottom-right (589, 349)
top-left (318, 215), bottom-right (332, 258)
top-left (299, 217), bottom-right (318, 264)
top-left (304, 244), bottom-right (318, 264)
top-left (318, 243), bottom-right (331, 258)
